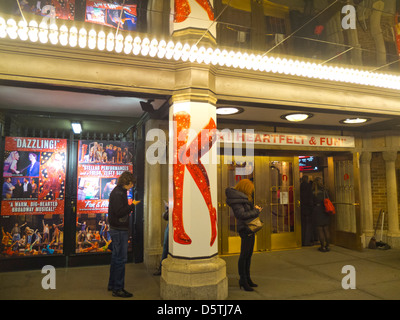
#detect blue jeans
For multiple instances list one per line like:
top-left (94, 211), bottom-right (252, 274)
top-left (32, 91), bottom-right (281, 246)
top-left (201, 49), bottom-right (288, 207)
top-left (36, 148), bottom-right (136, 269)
top-left (159, 224), bottom-right (169, 269)
top-left (108, 229), bottom-right (128, 291)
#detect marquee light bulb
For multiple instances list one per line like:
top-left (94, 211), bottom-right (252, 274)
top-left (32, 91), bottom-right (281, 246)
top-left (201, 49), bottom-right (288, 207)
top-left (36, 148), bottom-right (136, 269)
top-left (88, 29), bottom-right (96, 49)
top-left (79, 28), bottom-right (87, 48)
top-left (157, 40), bottom-right (167, 59)
top-left (149, 38), bottom-right (158, 57)
top-left (28, 20), bottom-right (39, 43)
top-left (173, 42), bottom-right (183, 61)
top-left (0, 17), bottom-right (6, 38)
top-left (18, 20), bottom-right (28, 41)
top-left (115, 33), bottom-right (124, 53)
top-left (48, 23), bottom-right (58, 44)
top-left (6, 19), bottom-right (17, 40)
top-left (106, 32), bottom-right (114, 52)
top-left (97, 30), bottom-right (106, 51)
top-left (2, 17), bottom-right (400, 91)
top-left (124, 35), bottom-right (133, 54)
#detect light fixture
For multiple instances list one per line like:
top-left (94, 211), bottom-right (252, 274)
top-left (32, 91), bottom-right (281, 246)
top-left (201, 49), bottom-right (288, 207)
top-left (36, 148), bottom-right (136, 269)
top-left (2, 17), bottom-right (400, 91)
top-left (140, 99), bottom-right (155, 113)
top-left (281, 113), bottom-right (313, 122)
top-left (216, 107), bottom-right (243, 115)
top-left (71, 122), bottom-right (82, 134)
top-left (340, 118), bottom-right (370, 124)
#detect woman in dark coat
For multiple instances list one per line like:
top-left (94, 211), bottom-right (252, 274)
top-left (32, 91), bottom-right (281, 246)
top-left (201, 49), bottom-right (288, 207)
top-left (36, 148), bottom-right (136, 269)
top-left (225, 179), bottom-right (262, 291)
top-left (312, 177), bottom-right (331, 252)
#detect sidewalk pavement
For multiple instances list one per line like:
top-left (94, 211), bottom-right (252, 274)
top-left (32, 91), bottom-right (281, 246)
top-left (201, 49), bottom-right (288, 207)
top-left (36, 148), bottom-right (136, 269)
top-left (0, 245), bottom-right (399, 300)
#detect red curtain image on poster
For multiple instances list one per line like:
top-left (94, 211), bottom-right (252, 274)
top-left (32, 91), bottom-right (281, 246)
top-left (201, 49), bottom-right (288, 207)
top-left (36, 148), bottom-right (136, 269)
top-left (174, 0), bottom-right (214, 23)
top-left (76, 140), bottom-right (133, 215)
top-left (1, 137), bottom-right (66, 258)
top-left (2, 137), bottom-right (67, 216)
top-left (18, 0), bottom-right (75, 21)
top-left (85, 1), bottom-right (137, 31)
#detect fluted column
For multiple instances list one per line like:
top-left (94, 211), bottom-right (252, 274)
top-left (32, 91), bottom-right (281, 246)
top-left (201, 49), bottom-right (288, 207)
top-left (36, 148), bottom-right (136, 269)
top-left (360, 152), bottom-right (374, 239)
top-left (382, 151), bottom-right (400, 246)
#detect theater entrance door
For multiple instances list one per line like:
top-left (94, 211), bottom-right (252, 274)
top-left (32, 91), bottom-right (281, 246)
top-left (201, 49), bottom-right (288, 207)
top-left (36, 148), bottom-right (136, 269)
top-left (328, 153), bottom-right (362, 251)
top-left (218, 155), bottom-right (301, 254)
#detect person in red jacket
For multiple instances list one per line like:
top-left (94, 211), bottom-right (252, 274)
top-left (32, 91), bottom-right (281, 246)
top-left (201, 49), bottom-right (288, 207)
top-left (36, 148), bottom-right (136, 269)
top-left (107, 171), bottom-right (140, 298)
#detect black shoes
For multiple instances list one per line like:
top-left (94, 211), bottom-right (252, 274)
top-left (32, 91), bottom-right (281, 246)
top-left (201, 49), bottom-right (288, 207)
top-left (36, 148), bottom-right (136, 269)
top-left (247, 278), bottom-right (258, 288)
top-left (112, 289), bottom-right (133, 298)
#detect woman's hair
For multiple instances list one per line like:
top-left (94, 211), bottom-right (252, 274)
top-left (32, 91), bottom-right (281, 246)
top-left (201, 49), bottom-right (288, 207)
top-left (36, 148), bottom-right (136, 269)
top-left (312, 177), bottom-right (324, 194)
top-left (117, 171), bottom-right (135, 187)
top-left (234, 179), bottom-right (254, 201)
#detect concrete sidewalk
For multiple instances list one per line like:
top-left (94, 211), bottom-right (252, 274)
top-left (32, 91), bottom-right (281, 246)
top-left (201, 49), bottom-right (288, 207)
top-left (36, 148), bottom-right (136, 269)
top-left (0, 245), bottom-right (399, 300)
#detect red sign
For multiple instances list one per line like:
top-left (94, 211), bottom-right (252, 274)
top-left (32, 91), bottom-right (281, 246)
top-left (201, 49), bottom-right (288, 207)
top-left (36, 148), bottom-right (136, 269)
top-left (76, 140), bottom-right (133, 214)
top-left (2, 137), bottom-right (67, 216)
top-left (218, 131), bottom-right (355, 148)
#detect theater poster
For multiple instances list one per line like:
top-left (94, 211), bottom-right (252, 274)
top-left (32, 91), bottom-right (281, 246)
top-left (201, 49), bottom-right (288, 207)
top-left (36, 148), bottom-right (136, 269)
top-left (1, 137), bottom-right (67, 216)
top-left (85, 1), bottom-right (137, 31)
top-left (76, 140), bottom-right (133, 214)
top-left (18, 0), bottom-right (75, 21)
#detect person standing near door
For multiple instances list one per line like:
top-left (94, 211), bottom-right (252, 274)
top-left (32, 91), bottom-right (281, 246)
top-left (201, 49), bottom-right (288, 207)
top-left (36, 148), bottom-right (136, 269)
top-left (300, 175), bottom-right (313, 246)
top-left (312, 177), bottom-right (331, 252)
top-left (225, 179), bottom-right (262, 292)
top-left (107, 171), bottom-right (139, 298)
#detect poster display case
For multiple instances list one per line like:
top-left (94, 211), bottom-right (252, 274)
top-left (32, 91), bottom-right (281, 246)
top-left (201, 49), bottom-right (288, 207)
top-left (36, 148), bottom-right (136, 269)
top-left (75, 140), bottom-right (134, 254)
top-left (1, 137), bottom-right (67, 258)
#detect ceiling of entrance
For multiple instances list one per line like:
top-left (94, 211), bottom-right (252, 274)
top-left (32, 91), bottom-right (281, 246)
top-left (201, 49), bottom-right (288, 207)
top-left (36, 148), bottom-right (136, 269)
top-left (0, 84), bottom-right (399, 134)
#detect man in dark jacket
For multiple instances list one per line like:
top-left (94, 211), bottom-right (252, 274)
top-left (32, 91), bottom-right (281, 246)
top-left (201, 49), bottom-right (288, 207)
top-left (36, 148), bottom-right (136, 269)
top-left (107, 171), bottom-right (139, 298)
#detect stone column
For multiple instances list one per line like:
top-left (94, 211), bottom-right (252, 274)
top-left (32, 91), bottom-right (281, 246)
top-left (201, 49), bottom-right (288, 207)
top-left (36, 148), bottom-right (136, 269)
top-left (382, 151), bottom-right (400, 247)
top-left (160, 100), bottom-right (228, 300)
top-left (359, 152), bottom-right (374, 241)
top-left (143, 119), bottom-right (165, 270)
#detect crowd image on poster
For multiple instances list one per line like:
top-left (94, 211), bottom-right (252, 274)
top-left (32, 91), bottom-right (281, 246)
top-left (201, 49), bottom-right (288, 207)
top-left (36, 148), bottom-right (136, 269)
top-left (75, 140), bottom-right (134, 254)
top-left (85, 1), bottom-right (137, 31)
top-left (16, 0), bottom-right (75, 21)
top-left (1, 137), bottom-right (67, 259)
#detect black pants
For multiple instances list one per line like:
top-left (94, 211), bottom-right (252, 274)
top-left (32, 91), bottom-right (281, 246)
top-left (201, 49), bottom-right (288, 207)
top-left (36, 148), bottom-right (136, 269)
top-left (238, 231), bottom-right (255, 278)
top-left (301, 205), bottom-right (313, 246)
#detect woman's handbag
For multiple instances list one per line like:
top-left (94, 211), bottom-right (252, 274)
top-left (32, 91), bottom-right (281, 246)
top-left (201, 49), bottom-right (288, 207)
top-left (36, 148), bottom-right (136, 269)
top-left (246, 216), bottom-right (264, 233)
top-left (323, 190), bottom-right (335, 215)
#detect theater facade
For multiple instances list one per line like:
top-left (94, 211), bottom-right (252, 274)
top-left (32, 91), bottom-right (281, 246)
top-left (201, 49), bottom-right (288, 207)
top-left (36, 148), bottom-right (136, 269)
top-left (0, 0), bottom-right (400, 298)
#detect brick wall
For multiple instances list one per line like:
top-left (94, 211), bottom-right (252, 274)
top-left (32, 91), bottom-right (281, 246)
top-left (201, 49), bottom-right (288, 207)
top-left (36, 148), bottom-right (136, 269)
top-left (370, 152), bottom-right (388, 230)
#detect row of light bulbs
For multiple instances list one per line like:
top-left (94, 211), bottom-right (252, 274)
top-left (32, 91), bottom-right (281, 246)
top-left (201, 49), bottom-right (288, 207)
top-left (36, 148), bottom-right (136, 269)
top-left (1, 17), bottom-right (400, 90)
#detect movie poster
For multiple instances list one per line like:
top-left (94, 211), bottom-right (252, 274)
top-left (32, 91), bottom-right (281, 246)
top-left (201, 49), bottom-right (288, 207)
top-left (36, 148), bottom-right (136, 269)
top-left (85, 1), bottom-right (137, 31)
top-left (76, 140), bottom-right (134, 215)
top-left (2, 137), bottom-right (67, 216)
top-left (17, 0), bottom-right (75, 21)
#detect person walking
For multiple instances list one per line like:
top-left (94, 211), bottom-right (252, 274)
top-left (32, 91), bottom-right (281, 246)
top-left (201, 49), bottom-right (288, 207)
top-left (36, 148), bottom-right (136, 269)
top-left (225, 179), bottom-right (262, 292)
top-left (107, 171), bottom-right (139, 298)
top-left (312, 177), bottom-right (331, 252)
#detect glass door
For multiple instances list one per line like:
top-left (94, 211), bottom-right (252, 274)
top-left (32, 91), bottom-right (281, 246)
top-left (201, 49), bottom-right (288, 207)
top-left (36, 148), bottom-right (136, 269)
top-left (267, 157), bottom-right (301, 250)
top-left (327, 153), bottom-right (362, 251)
top-left (218, 155), bottom-right (255, 254)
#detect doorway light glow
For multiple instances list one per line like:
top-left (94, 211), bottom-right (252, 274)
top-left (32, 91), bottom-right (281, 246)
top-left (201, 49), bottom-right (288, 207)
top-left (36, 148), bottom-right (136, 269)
top-left (341, 118), bottom-right (369, 124)
top-left (216, 107), bottom-right (242, 115)
top-left (282, 113), bottom-right (312, 122)
top-left (71, 122), bottom-right (82, 134)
